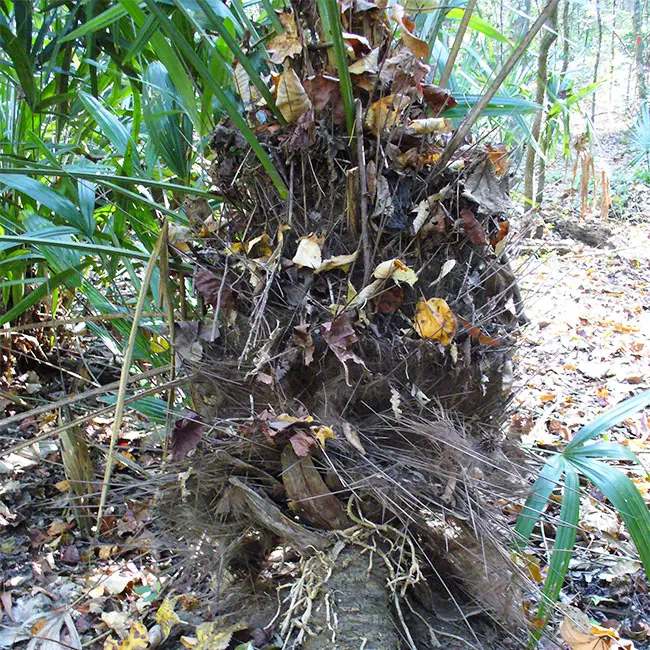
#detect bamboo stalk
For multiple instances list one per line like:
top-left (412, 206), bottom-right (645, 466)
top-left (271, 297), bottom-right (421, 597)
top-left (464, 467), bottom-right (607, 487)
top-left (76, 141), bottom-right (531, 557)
top-left (95, 227), bottom-right (167, 533)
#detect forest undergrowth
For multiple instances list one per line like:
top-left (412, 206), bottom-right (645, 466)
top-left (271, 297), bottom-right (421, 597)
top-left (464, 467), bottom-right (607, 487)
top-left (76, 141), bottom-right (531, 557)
top-left (1, 123), bottom-right (650, 650)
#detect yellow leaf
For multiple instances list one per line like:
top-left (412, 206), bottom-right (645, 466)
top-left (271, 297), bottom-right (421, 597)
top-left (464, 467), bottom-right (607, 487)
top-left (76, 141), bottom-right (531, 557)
top-left (150, 334), bottom-right (169, 354)
top-left (373, 259), bottom-right (418, 286)
top-left (103, 622), bottom-right (149, 650)
top-left (365, 94), bottom-right (411, 137)
top-left (315, 251), bottom-right (358, 273)
top-left (405, 117), bottom-right (452, 135)
top-left (311, 425), bottom-right (337, 448)
top-left (274, 69), bottom-right (311, 123)
top-left (414, 298), bottom-right (456, 344)
top-left (155, 596), bottom-right (181, 641)
top-left (54, 480), bottom-right (70, 492)
top-left (195, 621), bottom-right (248, 650)
top-left (292, 233), bottom-right (324, 269)
top-left (266, 10), bottom-right (303, 64)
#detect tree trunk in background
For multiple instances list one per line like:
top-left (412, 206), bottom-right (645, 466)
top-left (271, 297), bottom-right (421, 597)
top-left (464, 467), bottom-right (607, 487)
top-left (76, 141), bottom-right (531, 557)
top-left (560, 0), bottom-right (570, 78)
top-left (591, 0), bottom-right (602, 121)
top-left (634, 0), bottom-right (647, 102)
top-left (524, 4), bottom-right (559, 207)
top-left (609, 0), bottom-right (617, 104)
top-left (514, 0), bottom-right (532, 40)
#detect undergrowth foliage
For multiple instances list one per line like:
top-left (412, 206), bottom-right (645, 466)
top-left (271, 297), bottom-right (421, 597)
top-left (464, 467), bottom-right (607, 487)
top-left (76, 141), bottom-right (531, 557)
top-left (1, 0), bottom-right (649, 647)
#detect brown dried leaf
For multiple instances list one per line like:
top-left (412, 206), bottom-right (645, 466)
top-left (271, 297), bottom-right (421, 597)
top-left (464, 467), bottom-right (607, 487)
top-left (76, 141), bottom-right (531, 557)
top-left (342, 32), bottom-right (372, 58)
top-left (170, 412), bottom-right (204, 460)
top-left (321, 318), bottom-right (367, 385)
top-left (349, 47), bottom-right (379, 74)
top-left (460, 208), bottom-right (488, 245)
top-left (422, 84), bottom-right (458, 112)
top-left (195, 269), bottom-right (235, 309)
top-left (267, 10), bottom-right (303, 64)
top-left (289, 431), bottom-right (317, 457)
top-left (380, 48), bottom-right (430, 91)
top-left (390, 4), bottom-right (429, 59)
top-left (487, 143), bottom-right (509, 176)
top-left (302, 74), bottom-right (344, 123)
top-left (274, 69), bottom-right (312, 123)
top-left (365, 94), bottom-right (411, 137)
top-left (293, 324), bottom-right (315, 366)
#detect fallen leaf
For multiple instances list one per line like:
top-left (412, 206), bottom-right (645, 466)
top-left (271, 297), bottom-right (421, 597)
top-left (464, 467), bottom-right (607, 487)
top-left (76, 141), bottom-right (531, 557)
top-left (390, 4), bottom-right (429, 59)
top-left (460, 209), bottom-right (488, 245)
top-left (560, 607), bottom-right (629, 650)
top-left (195, 620), bottom-right (248, 650)
top-left (47, 520), bottom-right (75, 537)
top-left (421, 84), bottom-right (457, 113)
top-left (414, 298), bottom-right (457, 344)
top-left (103, 571), bottom-right (136, 595)
top-left (266, 10), bottom-right (303, 64)
top-left (405, 117), bottom-right (452, 135)
top-left (315, 251), bottom-right (358, 273)
top-left (372, 258), bottom-right (418, 286)
top-left (104, 622), bottom-right (149, 650)
top-left (365, 94), bottom-right (411, 137)
top-left (349, 48), bottom-right (379, 74)
top-left (456, 315), bottom-right (501, 346)
top-left (292, 233), bottom-right (324, 269)
top-left (156, 596), bottom-right (181, 640)
top-left (311, 425), bottom-right (336, 448)
top-left (487, 143), bottom-right (508, 176)
top-left (274, 69), bottom-right (312, 123)
top-left (170, 412), bottom-right (204, 460)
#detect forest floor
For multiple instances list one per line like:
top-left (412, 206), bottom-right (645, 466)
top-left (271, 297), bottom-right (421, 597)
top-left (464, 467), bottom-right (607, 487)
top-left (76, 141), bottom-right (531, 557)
top-left (1, 132), bottom-right (650, 650)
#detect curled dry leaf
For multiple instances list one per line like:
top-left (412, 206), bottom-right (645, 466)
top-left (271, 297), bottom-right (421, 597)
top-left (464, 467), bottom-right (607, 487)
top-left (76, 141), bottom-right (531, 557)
top-left (194, 269), bottom-right (236, 309)
top-left (315, 251), bottom-right (358, 273)
top-left (342, 32), bottom-right (372, 58)
top-left (266, 10), bottom-right (303, 64)
top-left (405, 117), bottom-right (452, 136)
top-left (349, 48), bottom-right (379, 74)
top-left (293, 324), bottom-right (315, 366)
top-left (422, 84), bottom-right (458, 113)
top-left (373, 258), bottom-right (418, 286)
top-left (414, 298), bottom-right (457, 344)
top-left (274, 69), bottom-right (312, 123)
top-left (193, 620), bottom-right (248, 650)
top-left (456, 314), bottom-right (501, 347)
top-left (487, 143), bottom-right (508, 176)
top-left (321, 318), bottom-right (368, 385)
top-left (560, 607), bottom-right (632, 650)
top-left (365, 94), bottom-right (411, 137)
top-left (292, 233), bottom-right (324, 268)
top-left (390, 4), bottom-right (429, 59)
top-left (460, 208), bottom-right (488, 245)
top-left (289, 431), bottom-right (317, 457)
top-left (170, 412), bottom-right (204, 460)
